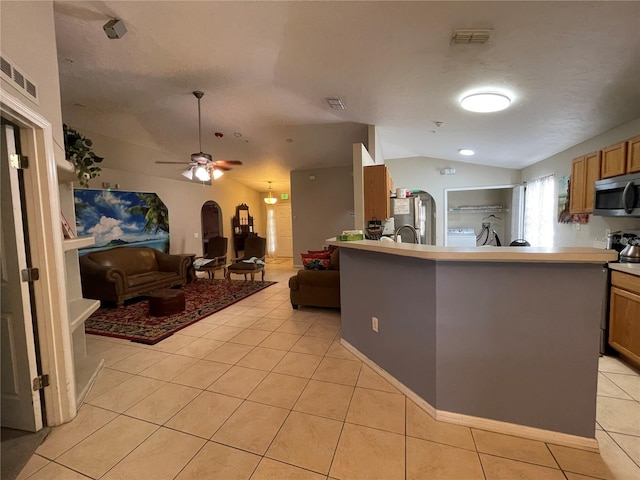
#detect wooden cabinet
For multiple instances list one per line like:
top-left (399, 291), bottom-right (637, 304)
top-left (601, 141), bottom-right (628, 179)
top-left (627, 135), bottom-right (640, 173)
top-left (363, 165), bottom-right (393, 221)
top-left (569, 151), bottom-right (600, 214)
top-left (609, 271), bottom-right (640, 367)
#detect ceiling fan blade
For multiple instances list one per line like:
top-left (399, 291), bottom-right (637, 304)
top-left (155, 161), bottom-right (191, 165)
top-left (213, 160), bottom-right (243, 167)
top-left (215, 165), bottom-right (233, 171)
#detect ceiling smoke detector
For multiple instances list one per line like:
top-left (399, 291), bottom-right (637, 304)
top-left (451, 29), bottom-right (493, 45)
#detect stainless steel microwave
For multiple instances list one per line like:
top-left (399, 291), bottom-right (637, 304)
top-left (593, 172), bottom-right (640, 217)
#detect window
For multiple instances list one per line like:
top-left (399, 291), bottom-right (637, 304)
top-left (524, 174), bottom-right (555, 247)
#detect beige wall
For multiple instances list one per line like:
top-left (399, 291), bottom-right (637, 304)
top-left (522, 117), bottom-right (640, 246)
top-left (291, 166), bottom-right (354, 265)
top-left (385, 157), bottom-right (520, 245)
top-left (0, 0), bottom-right (66, 169)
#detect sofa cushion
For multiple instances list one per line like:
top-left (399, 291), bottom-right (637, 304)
top-left (127, 272), bottom-right (177, 288)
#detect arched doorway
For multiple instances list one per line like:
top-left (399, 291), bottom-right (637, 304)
top-left (201, 201), bottom-right (223, 255)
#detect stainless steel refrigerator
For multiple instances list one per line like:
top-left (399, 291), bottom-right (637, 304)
top-left (389, 194), bottom-right (434, 244)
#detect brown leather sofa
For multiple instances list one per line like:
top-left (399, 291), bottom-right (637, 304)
top-left (289, 248), bottom-right (340, 309)
top-left (79, 246), bottom-right (190, 305)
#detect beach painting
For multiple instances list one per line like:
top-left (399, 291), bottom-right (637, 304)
top-left (74, 189), bottom-right (170, 255)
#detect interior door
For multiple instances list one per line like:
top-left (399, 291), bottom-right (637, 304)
top-left (275, 204), bottom-right (293, 257)
top-left (1, 123), bottom-right (43, 432)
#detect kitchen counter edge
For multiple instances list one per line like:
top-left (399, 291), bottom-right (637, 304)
top-left (327, 239), bottom-right (617, 263)
top-left (608, 262), bottom-right (640, 277)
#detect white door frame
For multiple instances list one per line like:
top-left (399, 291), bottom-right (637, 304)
top-left (1, 89), bottom-right (77, 425)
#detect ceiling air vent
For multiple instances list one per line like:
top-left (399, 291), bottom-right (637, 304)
top-left (451, 29), bottom-right (493, 45)
top-left (0, 53), bottom-right (39, 105)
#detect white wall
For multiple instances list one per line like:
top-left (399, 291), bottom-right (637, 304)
top-left (385, 157), bottom-right (520, 245)
top-left (77, 128), bottom-right (264, 256)
top-left (522, 117), bottom-right (640, 246)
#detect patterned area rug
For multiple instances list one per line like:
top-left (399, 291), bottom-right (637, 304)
top-left (85, 279), bottom-right (276, 344)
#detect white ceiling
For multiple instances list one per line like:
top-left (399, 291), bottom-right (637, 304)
top-left (53, 1), bottom-right (640, 192)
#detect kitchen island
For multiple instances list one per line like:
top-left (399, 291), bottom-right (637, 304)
top-left (328, 239), bottom-right (617, 450)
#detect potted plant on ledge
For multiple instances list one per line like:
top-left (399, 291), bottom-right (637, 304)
top-left (63, 124), bottom-right (104, 187)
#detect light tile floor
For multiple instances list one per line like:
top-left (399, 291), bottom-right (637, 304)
top-left (17, 259), bottom-right (640, 479)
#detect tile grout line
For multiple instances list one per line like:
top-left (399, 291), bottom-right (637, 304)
top-left (325, 352), bottom-right (363, 479)
top-left (469, 428), bottom-right (488, 480)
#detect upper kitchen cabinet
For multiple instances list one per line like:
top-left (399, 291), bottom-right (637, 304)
top-left (364, 164), bottom-right (394, 221)
top-left (569, 151), bottom-right (601, 214)
top-left (627, 134), bottom-right (640, 173)
top-left (601, 140), bottom-right (628, 179)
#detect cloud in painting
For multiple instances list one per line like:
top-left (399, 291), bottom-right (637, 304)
top-left (88, 216), bottom-right (125, 243)
top-left (93, 190), bottom-right (132, 220)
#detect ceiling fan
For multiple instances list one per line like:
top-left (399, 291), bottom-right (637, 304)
top-left (156, 91), bottom-right (242, 181)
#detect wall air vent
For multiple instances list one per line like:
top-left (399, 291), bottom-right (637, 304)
top-left (451, 29), bottom-right (493, 45)
top-left (0, 53), bottom-right (39, 105)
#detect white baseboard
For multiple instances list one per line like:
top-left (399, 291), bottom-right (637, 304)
top-left (340, 339), bottom-right (599, 452)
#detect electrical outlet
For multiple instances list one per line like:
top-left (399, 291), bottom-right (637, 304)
top-left (194, 232), bottom-right (199, 238)
top-left (372, 316), bottom-right (379, 333)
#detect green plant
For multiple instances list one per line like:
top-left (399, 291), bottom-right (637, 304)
top-left (63, 124), bottom-right (103, 187)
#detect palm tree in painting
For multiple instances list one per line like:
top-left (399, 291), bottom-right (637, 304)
top-left (128, 193), bottom-right (169, 234)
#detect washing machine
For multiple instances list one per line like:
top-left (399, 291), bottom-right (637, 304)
top-left (446, 228), bottom-right (477, 247)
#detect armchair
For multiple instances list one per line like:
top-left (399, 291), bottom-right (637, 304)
top-left (195, 236), bottom-right (228, 281)
top-left (225, 235), bottom-right (266, 282)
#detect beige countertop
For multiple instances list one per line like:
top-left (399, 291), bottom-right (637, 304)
top-left (609, 262), bottom-right (640, 276)
top-left (327, 239), bottom-right (618, 263)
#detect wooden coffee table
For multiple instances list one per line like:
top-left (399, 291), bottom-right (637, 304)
top-left (148, 289), bottom-right (186, 316)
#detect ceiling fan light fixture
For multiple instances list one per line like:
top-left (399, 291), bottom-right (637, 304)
top-left (195, 166), bottom-right (210, 182)
top-left (212, 168), bottom-right (224, 180)
top-left (182, 167), bottom-right (194, 180)
top-left (460, 92), bottom-right (511, 113)
top-left (264, 181), bottom-right (277, 205)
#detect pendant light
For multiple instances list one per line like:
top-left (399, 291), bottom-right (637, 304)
top-left (264, 181), bottom-right (277, 205)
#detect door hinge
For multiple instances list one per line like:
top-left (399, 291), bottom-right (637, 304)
top-left (32, 374), bottom-right (49, 391)
top-left (21, 268), bottom-right (40, 282)
top-left (9, 153), bottom-right (28, 169)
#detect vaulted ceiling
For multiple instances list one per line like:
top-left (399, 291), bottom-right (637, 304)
top-left (54, 1), bottom-right (640, 192)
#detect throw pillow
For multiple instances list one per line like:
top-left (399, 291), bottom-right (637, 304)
top-left (307, 250), bottom-right (330, 256)
top-left (301, 253), bottom-right (331, 270)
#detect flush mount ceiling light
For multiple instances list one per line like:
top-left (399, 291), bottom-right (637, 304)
top-left (460, 92), bottom-right (511, 113)
top-left (264, 181), bottom-right (277, 205)
top-left (326, 97), bottom-right (346, 110)
top-left (458, 149), bottom-right (475, 156)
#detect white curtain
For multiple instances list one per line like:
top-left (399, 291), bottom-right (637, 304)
top-left (524, 175), bottom-right (555, 247)
top-left (266, 207), bottom-right (277, 256)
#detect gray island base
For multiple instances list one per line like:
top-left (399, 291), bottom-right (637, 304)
top-left (330, 240), bottom-right (617, 451)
